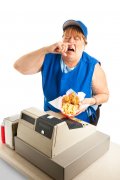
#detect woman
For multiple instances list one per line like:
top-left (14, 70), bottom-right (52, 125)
top-left (14, 19), bottom-right (109, 125)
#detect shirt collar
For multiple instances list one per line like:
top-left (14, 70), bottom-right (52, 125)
top-left (60, 58), bottom-right (75, 73)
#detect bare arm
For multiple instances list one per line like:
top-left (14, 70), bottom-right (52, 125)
top-left (14, 47), bottom-right (48, 74)
top-left (82, 63), bottom-right (109, 106)
top-left (92, 63), bottom-right (109, 104)
top-left (13, 42), bottom-right (69, 75)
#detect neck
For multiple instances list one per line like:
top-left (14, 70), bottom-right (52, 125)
top-left (64, 61), bottom-right (78, 68)
top-left (62, 55), bottom-right (82, 68)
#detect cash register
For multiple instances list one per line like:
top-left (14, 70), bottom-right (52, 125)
top-left (4, 107), bottom-right (110, 180)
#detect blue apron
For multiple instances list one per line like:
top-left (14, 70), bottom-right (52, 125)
top-left (41, 52), bottom-right (99, 123)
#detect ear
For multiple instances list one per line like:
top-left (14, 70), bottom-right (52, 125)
top-left (82, 43), bottom-right (85, 51)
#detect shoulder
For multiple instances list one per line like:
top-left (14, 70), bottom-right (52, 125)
top-left (42, 53), bottom-right (61, 70)
top-left (93, 63), bottom-right (106, 83)
top-left (82, 52), bottom-right (100, 65)
top-left (43, 53), bottom-right (61, 65)
top-left (45, 53), bottom-right (61, 60)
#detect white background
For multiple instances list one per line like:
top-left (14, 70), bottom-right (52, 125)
top-left (0, 0), bottom-right (120, 145)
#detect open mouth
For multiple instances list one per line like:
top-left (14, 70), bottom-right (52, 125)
top-left (67, 48), bottom-right (75, 52)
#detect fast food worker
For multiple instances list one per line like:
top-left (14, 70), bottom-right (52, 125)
top-left (13, 19), bottom-right (109, 125)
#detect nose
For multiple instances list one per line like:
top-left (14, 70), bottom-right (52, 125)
top-left (68, 37), bottom-right (75, 43)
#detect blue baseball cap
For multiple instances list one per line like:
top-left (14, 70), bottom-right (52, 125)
top-left (63, 19), bottom-right (88, 38)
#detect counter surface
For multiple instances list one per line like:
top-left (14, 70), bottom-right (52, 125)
top-left (0, 142), bottom-right (120, 180)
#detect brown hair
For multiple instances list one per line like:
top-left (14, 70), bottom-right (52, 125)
top-left (63, 26), bottom-right (87, 45)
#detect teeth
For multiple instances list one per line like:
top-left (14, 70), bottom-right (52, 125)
top-left (68, 48), bottom-right (74, 51)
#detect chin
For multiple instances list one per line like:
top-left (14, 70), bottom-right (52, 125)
top-left (66, 54), bottom-right (75, 61)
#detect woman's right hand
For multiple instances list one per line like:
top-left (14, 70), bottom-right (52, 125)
top-left (46, 42), bottom-right (70, 56)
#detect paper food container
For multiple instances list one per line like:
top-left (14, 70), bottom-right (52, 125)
top-left (49, 89), bottom-right (89, 118)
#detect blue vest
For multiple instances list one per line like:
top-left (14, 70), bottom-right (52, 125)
top-left (41, 52), bottom-right (99, 123)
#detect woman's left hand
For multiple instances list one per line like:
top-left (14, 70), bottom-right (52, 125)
top-left (76, 97), bottom-right (96, 115)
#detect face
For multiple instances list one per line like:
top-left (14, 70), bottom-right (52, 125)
top-left (62, 28), bottom-right (85, 62)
